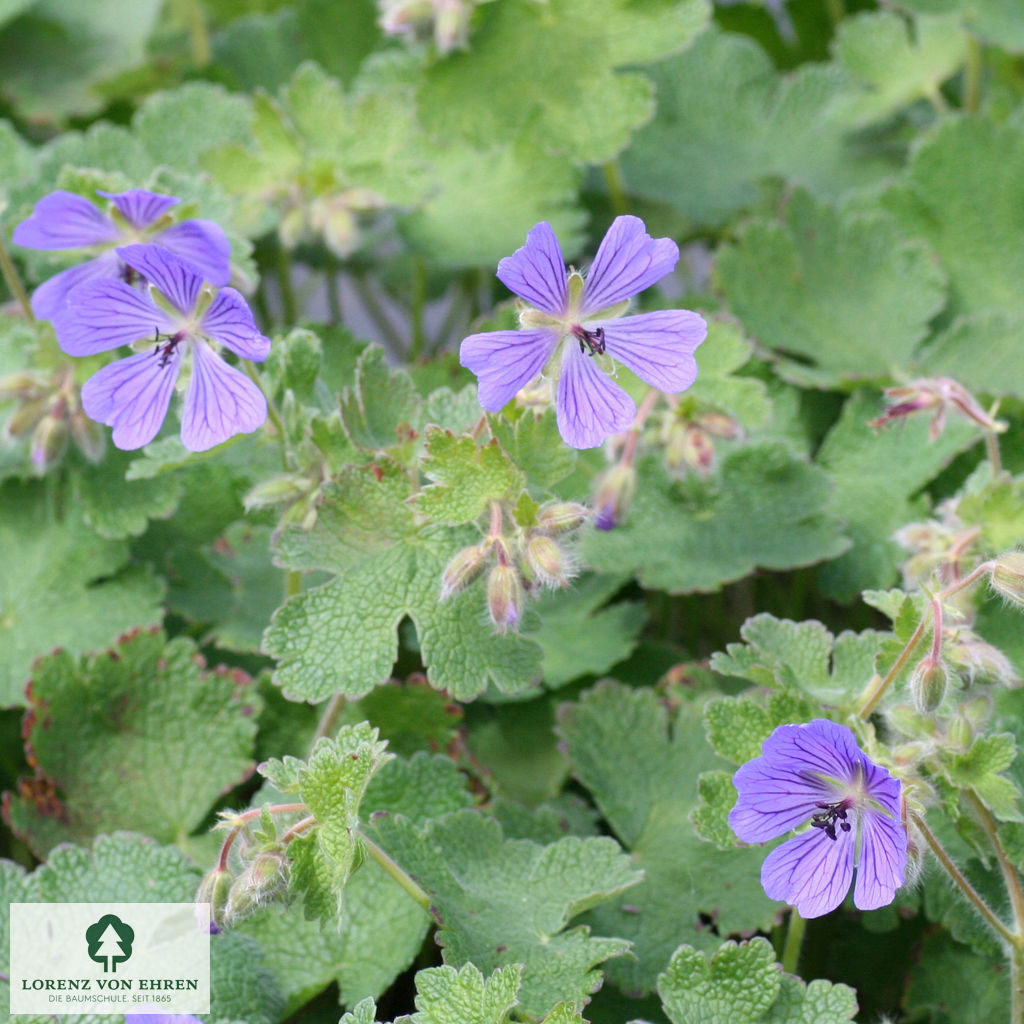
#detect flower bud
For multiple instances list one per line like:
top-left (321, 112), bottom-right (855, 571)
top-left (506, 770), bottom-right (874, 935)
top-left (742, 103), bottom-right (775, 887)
top-left (244, 474), bottom-right (313, 512)
top-left (910, 654), bottom-right (949, 714)
top-left (536, 501), bottom-right (590, 535)
top-left (196, 867), bottom-right (233, 930)
top-left (440, 543), bottom-right (486, 599)
top-left (30, 413), bottom-right (68, 473)
top-left (486, 563), bottom-right (523, 633)
top-left (225, 851), bottom-right (289, 922)
top-left (5, 395), bottom-right (48, 438)
top-left (948, 712), bottom-right (975, 751)
top-left (69, 408), bottom-right (105, 463)
top-left (990, 552), bottom-right (1024, 608)
top-left (681, 424), bottom-right (715, 475)
top-left (592, 463), bottom-right (636, 531)
top-left (697, 410), bottom-right (742, 439)
top-left (947, 631), bottom-right (1018, 687)
top-left (524, 534), bottom-right (572, 589)
top-left (0, 371), bottom-right (43, 400)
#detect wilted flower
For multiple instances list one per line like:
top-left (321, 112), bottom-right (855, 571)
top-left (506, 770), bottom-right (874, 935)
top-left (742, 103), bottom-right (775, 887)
top-left (53, 244), bottom-right (269, 452)
top-left (870, 377), bottom-right (1005, 441)
top-left (729, 719), bottom-right (907, 918)
top-left (460, 217), bottom-right (706, 449)
top-left (13, 189), bottom-right (231, 320)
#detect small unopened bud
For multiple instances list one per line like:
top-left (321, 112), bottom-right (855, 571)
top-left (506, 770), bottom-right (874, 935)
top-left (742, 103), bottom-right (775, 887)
top-left (225, 851), bottom-right (288, 922)
top-left (0, 371), bottom-right (43, 400)
top-left (990, 552), bottom-right (1024, 608)
top-left (536, 501), bottom-right (590, 535)
top-left (681, 424), bottom-right (715, 475)
top-left (948, 712), bottom-right (975, 751)
top-left (947, 632), bottom-right (1018, 686)
top-left (697, 410), bottom-right (742, 439)
top-left (910, 655), bottom-right (949, 714)
top-left (486, 563), bottom-right (523, 634)
top-left (592, 463), bottom-right (636, 531)
top-left (30, 414), bottom-right (68, 472)
top-left (440, 543), bottom-right (486, 599)
top-left (69, 409), bottom-right (105, 462)
top-left (5, 396), bottom-right (48, 437)
top-left (244, 474), bottom-right (313, 512)
top-left (524, 534), bottom-right (572, 589)
top-left (196, 867), bottom-right (233, 930)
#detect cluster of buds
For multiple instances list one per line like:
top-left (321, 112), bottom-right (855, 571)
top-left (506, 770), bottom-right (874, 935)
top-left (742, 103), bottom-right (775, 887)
top-left (989, 551), bottom-right (1024, 609)
top-left (870, 377), bottom-right (1005, 442)
top-left (278, 185), bottom-right (389, 259)
top-left (1, 365), bottom-right (104, 472)
top-left (659, 404), bottom-right (741, 476)
top-left (894, 503), bottom-right (980, 591)
top-left (440, 500), bottom-right (589, 633)
top-left (378, 0), bottom-right (478, 52)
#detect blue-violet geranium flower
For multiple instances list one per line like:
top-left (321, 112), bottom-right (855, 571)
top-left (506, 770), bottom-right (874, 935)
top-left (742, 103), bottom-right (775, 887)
top-left (13, 188), bottom-right (231, 320)
top-left (459, 217), bottom-right (707, 449)
top-left (728, 718), bottom-right (907, 918)
top-left (52, 244), bottom-right (270, 452)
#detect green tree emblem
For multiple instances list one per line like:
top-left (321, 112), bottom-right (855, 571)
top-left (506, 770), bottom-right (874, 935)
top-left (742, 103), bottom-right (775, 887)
top-left (85, 914), bottom-right (134, 973)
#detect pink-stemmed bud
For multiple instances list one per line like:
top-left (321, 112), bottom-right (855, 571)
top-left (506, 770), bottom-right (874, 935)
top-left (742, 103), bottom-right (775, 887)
top-left (225, 850), bottom-right (289, 922)
top-left (871, 378), bottom-right (1005, 441)
top-left (523, 534), bottom-right (573, 589)
top-left (990, 552), bottom-right (1024, 608)
top-left (486, 563), bottom-right (523, 633)
top-left (30, 413), bottom-right (68, 473)
top-left (196, 867), bottom-right (233, 931)
top-left (947, 630), bottom-right (1018, 687)
top-left (592, 463), bottom-right (636, 531)
top-left (536, 501), bottom-right (590, 535)
top-left (910, 654), bottom-right (949, 714)
top-left (440, 543), bottom-right (486, 599)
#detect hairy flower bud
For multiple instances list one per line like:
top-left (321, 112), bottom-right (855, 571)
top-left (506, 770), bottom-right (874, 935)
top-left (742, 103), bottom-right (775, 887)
top-left (196, 867), bottom-right (233, 930)
top-left (536, 501), bottom-right (590, 535)
top-left (948, 712), bottom-right (975, 751)
top-left (524, 534), bottom-right (572, 589)
top-left (910, 655), bottom-right (949, 714)
top-left (244, 474), bottom-right (313, 512)
top-left (5, 395), bottom-right (48, 438)
top-left (990, 552), bottom-right (1024, 608)
top-left (440, 543), bottom-right (486, 599)
top-left (69, 408), bottom-right (105, 463)
top-left (486, 563), bottom-right (523, 633)
top-left (225, 851), bottom-right (289, 922)
top-left (30, 413), bottom-right (68, 472)
top-left (592, 463), bottom-right (636, 531)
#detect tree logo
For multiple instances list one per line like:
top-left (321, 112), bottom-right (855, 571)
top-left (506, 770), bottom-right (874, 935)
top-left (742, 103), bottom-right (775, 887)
top-left (85, 914), bottom-right (134, 973)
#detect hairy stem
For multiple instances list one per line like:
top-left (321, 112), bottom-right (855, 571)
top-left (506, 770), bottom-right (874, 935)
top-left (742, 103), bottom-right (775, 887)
top-left (217, 803), bottom-right (308, 871)
top-left (967, 792), bottom-right (1024, 940)
top-left (0, 231), bottom-right (34, 322)
top-left (358, 832), bottom-right (432, 912)
top-left (310, 692), bottom-right (347, 751)
top-left (986, 428), bottom-right (1003, 476)
top-left (857, 614), bottom-right (930, 719)
top-left (601, 161), bottom-right (629, 219)
top-left (781, 909), bottom-right (805, 975)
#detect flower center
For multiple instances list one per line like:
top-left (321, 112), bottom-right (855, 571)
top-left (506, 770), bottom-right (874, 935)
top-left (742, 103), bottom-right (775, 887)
top-left (154, 329), bottom-right (188, 368)
top-left (570, 323), bottom-right (606, 357)
top-left (810, 800), bottom-right (854, 841)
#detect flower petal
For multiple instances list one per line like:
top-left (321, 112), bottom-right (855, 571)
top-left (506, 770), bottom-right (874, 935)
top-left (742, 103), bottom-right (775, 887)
top-left (556, 341), bottom-right (636, 449)
top-left (581, 216), bottom-right (679, 315)
top-left (97, 189), bottom-right (179, 229)
top-left (12, 191), bottom-right (119, 250)
top-left (53, 280), bottom-right (175, 356)
top-left (853, 805), bottom-right (907, 911)
top-left (761, 719), bottom-right (868, 788)
top-left (496, 221), bottom-right (569, 316)
top-left (30, 251), bottom-right (120, 321)
top-left (200, 287), bottom-right (271, 361)
top-left (761, 828), bottom-right (855, 918)
top-left (180, 343), bottom-right (267, 452)
top-left (595, 310), bottom-right (706, 392)
top-left (460, 328), bottom-right (560, 411)
top-left (117, 244), bottom-right (202, 316)
top-left (81, 352), bottom-right (178, 450)
top-left (729, 756), bottom-right (834, 844)
top-left (156, 220), bottom-right (232, 286)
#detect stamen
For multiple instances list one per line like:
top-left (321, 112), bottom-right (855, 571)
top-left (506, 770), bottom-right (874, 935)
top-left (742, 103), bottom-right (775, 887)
top-left (810, 801), bottom-right (853, 842)
top-left (154, 329), bottom-right (185, 368)
top-left (570, 324), bottom-right (606, 357)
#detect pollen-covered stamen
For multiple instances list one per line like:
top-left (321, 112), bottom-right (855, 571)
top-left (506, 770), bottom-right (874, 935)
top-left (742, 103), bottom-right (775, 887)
top-left (810, 800), bottom-right (854, 842)
top-left (570, 324), bottom-right (606, 357)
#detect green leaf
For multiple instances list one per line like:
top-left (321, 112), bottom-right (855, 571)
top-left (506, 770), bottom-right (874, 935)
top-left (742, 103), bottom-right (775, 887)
top-left (532, 574), bottom-right (646, 688)
top-left (946, 733), bottom-right (1022, 821)
top-left (657, 939), bottom-right (780, 1024)
top-left (904, 931), bottom-right (1007, 1023)
top-left (830, 11), bottom-right (967, 126)
top-left (703, 690), bottom-right (821, 766)
top-left (894, 0), bottom-right (1024, 53)
top-left (4, 629), bottom-right (260, 857)
top-left (0, 480), bottom-right (164, 707)
top-left (956, 466), bottom-right (1024, 553)
top-left (411, 964), bottom-right (522, 1024)
top-left (581, 444), bottom-right (848, 594)
top-left (920, 311), bottom-right (1024, 397)
top-left (715, 190), bottom-right (947, 387)
top-left (339, 346), bottom-right (422, 452)
top-left (815, 390), bottom-right (979, 601)
top-left (260, 723), bottom-right (394, 921)
top-left (415, 0), bottom-right (710, 163)
top-left (489, 409), bottom-right (577, 491)
top-left (620, 28), bottom-right (892, 226)
top-left (760, 974), bottom-right (858, 1023)
top-left (686, 320), bottom-right (772, 430)
top-left (557, 682), bottom-right (776, 993)
top-left (691, 770), bottom-right (740, 848)
top-left (369, 809), bottom-right (641, 1019)
top-left (708, 614), bottom-right (884, 704)
top-left (412, 429), bottom-right (523, 525)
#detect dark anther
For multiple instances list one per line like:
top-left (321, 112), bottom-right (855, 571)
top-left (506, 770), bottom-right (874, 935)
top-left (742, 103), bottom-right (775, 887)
top-left (155, 330), bottom-right (184, 368)
top-left (120, 265), bottom-right (137, 286)
top-left (810, 801), bottom-right (851, 842)
top-left (571, 324), bottom-right (606, 357)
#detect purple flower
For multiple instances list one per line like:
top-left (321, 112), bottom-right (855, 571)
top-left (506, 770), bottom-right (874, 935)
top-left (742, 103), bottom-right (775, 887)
top-left (459, 217), bottom-right (706, 449)
top-left (13, 189), bottom-right (231, 320)
top-left (728, 718), bottom-right (907, 918)
top-left (53, 244), bottom-right (270, 452)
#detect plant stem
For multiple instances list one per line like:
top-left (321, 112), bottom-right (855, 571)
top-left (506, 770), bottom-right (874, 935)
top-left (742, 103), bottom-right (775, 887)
top-left (964, 36), bottom-right (983, 114)
top-left (181, 0), bottom-right (211, 67)
top-left (409, 256), bottom-right (426, 361)
top-left (217, 803), bottom-right (308, 871)
top-left (968, 792), bottom-right (1024, 940)
top-left (309, 692), bottom-right (347, 751)
top-left (0, 231), bottom-right (34, 321)
top-left (913, 813), bottom-right (1014, 945)
top-left (325, 258), bottom-right (343, 324)
top-left (1012, 942), bottom-right (1024, 1024)
top-left (285, 570), bottom-right (302, 599)
top-left (986, 428), bottom-right (1003, 475)
top-left (602, 161), bottom-right (629, 218)
top-left (781, 909), bottom-right (805, 974)
top-left (280, 815), bottom-right (317, 845)
top-left (857, 614), bottom-right (929, 719)
top-left (358, 832), bottom-right (432, 913)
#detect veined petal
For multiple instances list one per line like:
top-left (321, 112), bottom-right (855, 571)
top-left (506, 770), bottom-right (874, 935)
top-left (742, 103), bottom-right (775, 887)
top-left (30, 251), bottom-right (120, 320)
top-left (13, 191), bottom-right (119, 250)
top-left (556, 341), bottom-right (635, 449)
top-left (156, 220), bottom-right (232, 286)
top-left (496, 221), bottom-right (569, 316)
top-left (853, 806), bottom-right (907, 911)
top-left (760, 719), bottom-right (867, 788)
top-left (729, 755), bottom-right (834, 843)
top-left (117, 243), bottom-right (202, 316)
top-left (97, 189), bottom-right (179, 229)
top-left (180, 343), bottom-right (267, 452)
top-left (581, 216), bottom-right (679, 315)
top-left (200, 287), bottom-right (271, 361)
top-left (761, 828), bottom-right (855, 918)
top-left (53, 280), bottom-right (175, 356)
top-left (81, 352), bottom-right (178, 450)
top-left (595, 310), bottom-right (706, 393)
top-left (460, 328), bottom-right (560, 412)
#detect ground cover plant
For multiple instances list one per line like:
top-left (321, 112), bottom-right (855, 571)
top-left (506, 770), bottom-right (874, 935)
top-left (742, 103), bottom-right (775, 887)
top-left (4, 0), bottom-right (1024, 1022)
